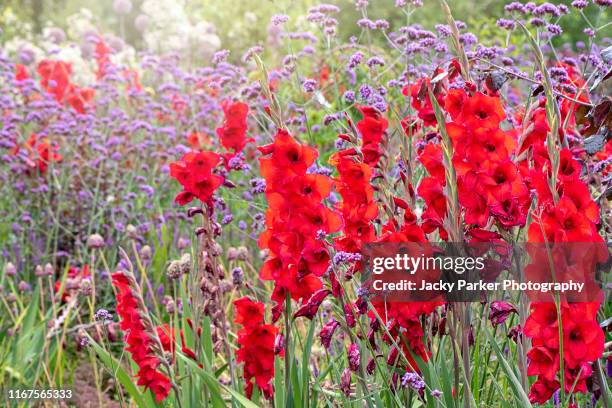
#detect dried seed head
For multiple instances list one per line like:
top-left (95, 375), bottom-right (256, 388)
top-left (18, 281), bottom-right (31, 292)
top-left (166, 260), bottom-right (181, 280)
top-left (5, 262), bottom-right (16, 277)
top-left (87, 234), bottom-right (105, 249)
top-left (34, 265), bottom-right (45, 277)
top-left (236, 246), bottom-right (249, 261)
top-left (179, 253), bottom-right (191, 274)
top-left (227, 247), bottom-right (238, 261)
top-left (210, 243), bottom-right (222, 257)
top-left (259, 249), bottom-right (269, 260)
top-left (140, 245), bottom-right (152, 260)
top-left (219, 279), bottom-right (232, 293)
top-left (80, 279), bottom-right (93, 297)
top-left (44, 263), bottom-right (54, 276)
top-left (126, 224), bottom-right (138, 239)
top-left (164, 296), bottom-right (176, 314)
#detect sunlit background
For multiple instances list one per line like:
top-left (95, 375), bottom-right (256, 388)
top-left (2, 0), bottom-right (608, 67)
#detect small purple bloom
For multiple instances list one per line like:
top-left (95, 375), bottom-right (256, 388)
top-left (401, 372), bottom-right (425, 391)
top-left (302, 78), bottom-right (317, 93)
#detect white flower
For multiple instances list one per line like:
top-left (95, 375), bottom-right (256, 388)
top-left (113, 0), bottom-right (133, 15)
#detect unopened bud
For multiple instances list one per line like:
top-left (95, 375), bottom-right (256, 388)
top-left (177, 237), bottom-right (190, 250)
top-left (179, 253), bottom-right (191, 274)
top-left (274, 334), bottom-right (284, 354)
top-left (5, 262), bottom-right (16, 277)
top-left (140, 245), bottom-right (152, 260)
top-left (236, 246), bottom-right (249, 261)
top-left (164, 296), bottom-right (176, 314)
top-left (80, 279), bottom-right (93, 297)
top-left (18, 281), bottom-right (31, 292)
top-left (187, 207), bottom-right (204, 218)
top-left (126, 224), bottom-right (138, 239)
top-left (167, 260), bottom-right (181, 280)
top-left (35, 265), bottom-right (45, 277)
top-left (87, 234), bottom-right (105, 249)
top-left (227, 247), bottom-right (238, 261)
top-left (44, 263), bottom-right (54, 276)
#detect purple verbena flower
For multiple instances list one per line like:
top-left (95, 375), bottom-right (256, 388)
top-left (401, 372), bottom-right (425, 391)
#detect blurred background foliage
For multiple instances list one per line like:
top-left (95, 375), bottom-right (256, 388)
top-left (1, 0), bottom-right (610, 62)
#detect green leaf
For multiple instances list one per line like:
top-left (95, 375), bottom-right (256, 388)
top-left (486, 329), bottom-right (532, 408)
top-left (86, 335), bottom-right (150, 408)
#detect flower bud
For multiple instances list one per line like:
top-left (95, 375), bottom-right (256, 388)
top-left (187, 207), bottom-right (204, 218)
top-left (140, 245), bottom-right (152, 260)
top-left (177, 237), bottom-right (190, 250)
top-left (18, 281), bottom-right (31, 292)
top-left (236, 246), bottom-right (249, 261)
top-left (87, 233), bottom-right (105, 249)
top-left (5, 262), bottom-right (16, 277)
top-left (179, 253), bottom-right (191, 274)
top-left (164, 296), bottom-right (176, 314)
top-left (35, 265), bottom-right (45, 277)
top-left (489, 301), bottom-right (517, 327)
top-left (166, 261), bottom-right (181, 280)
top-left (340, 368), bottom-right (352, 396)
top-left (126, 224), bottom-right (138, 239)
top-left (386, 346), bottom-right (398, 366)
top-left (210, 243), bottom-right (222, 257)
top-left (319, 318), bottom-right (339, 349)
top-left (80, 279), bottom-right (93, 297)
top-left (44, 263), bottom-right (54, 276)
top-left (366, 357), bottom-right (377, 375)
top-left (274, 334), bottom-right (284, 354)
top-left (227, 247), bottom-right (238, 261)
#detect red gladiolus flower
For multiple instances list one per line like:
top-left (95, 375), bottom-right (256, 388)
top-left (216, 101), bottom-right (250, 155)
top-left (444, 88), bottom-right (467, 120)
top-left (234, 297), bottom-right (279, 399)
top-left (112, 272), bottom-right (171, 402)
top-left (37, 59), bottom-right (73, 102)
top-left (523, 302), bottom-right (562, 349)
top-left (15, 64), bottom-right (30, 81)
top-left (293, 289), bottom-right (331, 320)
top-left (562, 305), bottom-right (604, 369)
top-left (355, 105), bottom-right (387, 167)
top-left (94, 36), bottom-right (113, 79)
top-left (527, 197), bottom-right (601, 243)
top-left (526, 346), bottom-right (560, 381)
top-left (169, 151), bottom-right (224, 206)
top-left (529, 378), bottom-right (560, 404)
top-left (488, 300), bottom-right (517, 327)
top-left (456, 92), bottom-right (506, 129)
top-left (258, 130), bottom-right (338, 306)
top-left (16, 133), bottom-right (63, 174)
top-left (418, 143), bottom-right (445, 183)
top-left (187, 131), bottom-right (211, 149)
top-left (66, 86), bottom-right (95, 114)
top-left (234, 297), bottom-right (265, 328)
top-left (403, 78), bottom-right (444, 127)
top-left (54, 264), bottom-right (90, 302)
top-left (156, 324), bottom-right (199, 364)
